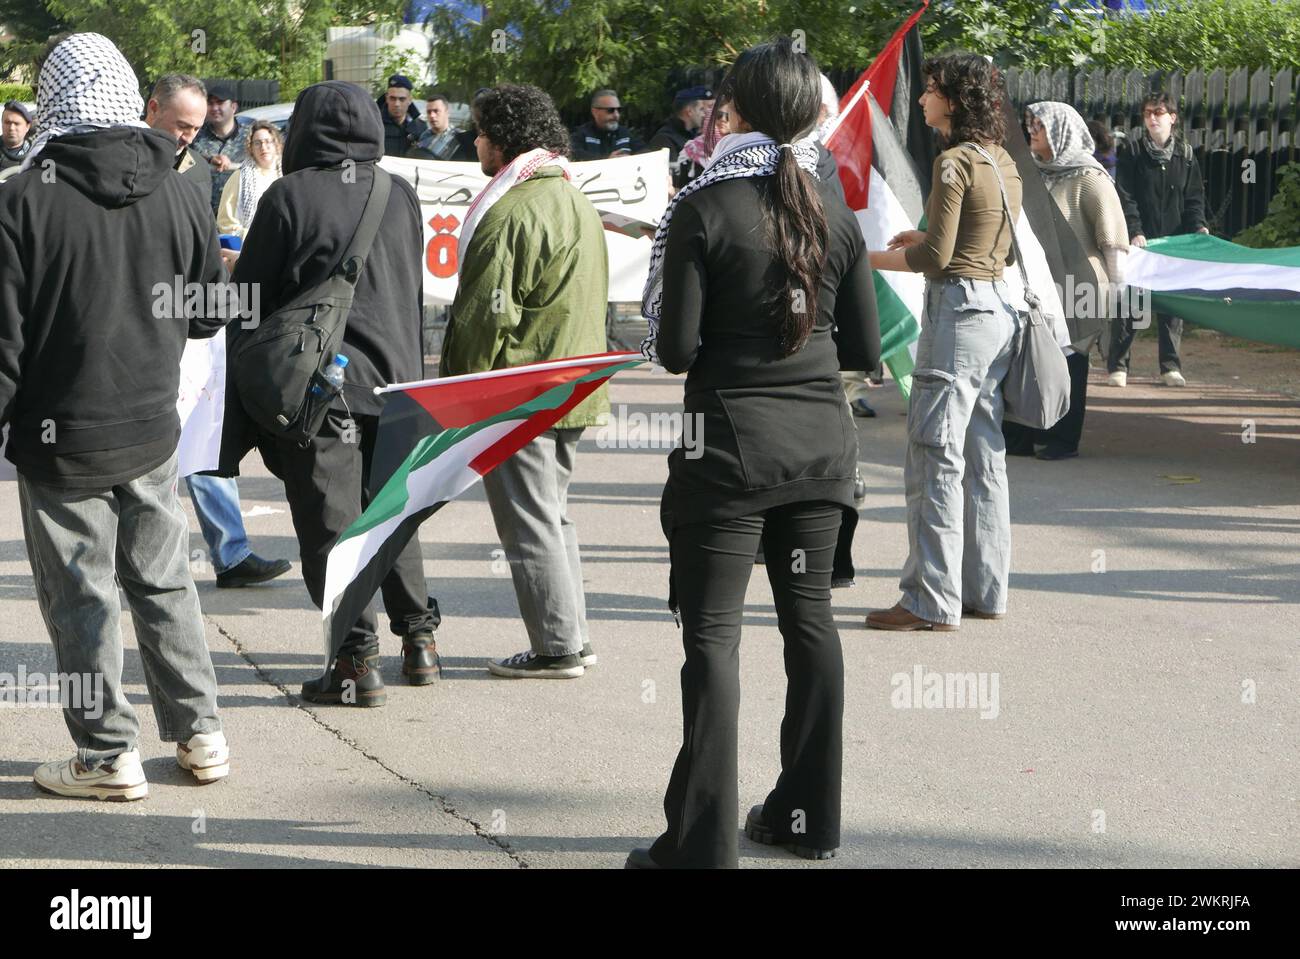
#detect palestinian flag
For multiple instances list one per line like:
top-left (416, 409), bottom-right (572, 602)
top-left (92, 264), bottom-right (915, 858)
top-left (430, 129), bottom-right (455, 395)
top-left (1124, 234), bottom-right (1300, 349)
top-left (320, 352), bottom-right (643, 665)
top-left (824, 3), bottom-right (930, 396)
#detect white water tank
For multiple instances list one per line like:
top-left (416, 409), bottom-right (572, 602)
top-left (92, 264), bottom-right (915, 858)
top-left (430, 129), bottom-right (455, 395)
top-left (325, 24), bottom-right (434, 88)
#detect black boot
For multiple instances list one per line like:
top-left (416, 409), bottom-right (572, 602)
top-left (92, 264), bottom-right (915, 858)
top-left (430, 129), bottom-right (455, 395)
top-left (401, 630), bottom-right (441, 685)
top-left (302, 645), bottom-right (386, 707)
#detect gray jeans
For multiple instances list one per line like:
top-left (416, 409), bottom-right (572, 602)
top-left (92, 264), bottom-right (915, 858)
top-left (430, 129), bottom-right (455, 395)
top-left (19, 451), bottom-right (222, 769)
top-left (899, 277), bottom-right (1019, 625)
top-left (482, 428), bottom-right (589, 657)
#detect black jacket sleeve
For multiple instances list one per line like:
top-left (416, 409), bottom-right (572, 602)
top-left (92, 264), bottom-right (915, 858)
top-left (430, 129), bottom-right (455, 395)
top-left (832, 226), bottom-right (881, 372)
top-left (1115, 141), bottom-right (1146, 239)
top-left (0, 219), bottom-right (24, 426)
top-left (656, 199), bottom-right (707, 374)
top-left (187, 210), bottom-right (230, 339)
top-left (1181, 150), bottom-right (1207, 232)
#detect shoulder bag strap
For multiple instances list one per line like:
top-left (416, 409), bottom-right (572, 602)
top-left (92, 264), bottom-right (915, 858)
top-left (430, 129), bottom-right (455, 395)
top-left (958, 141), bottom-right (1036, 307)
top-left (337, 166), bottom-right (393, 284)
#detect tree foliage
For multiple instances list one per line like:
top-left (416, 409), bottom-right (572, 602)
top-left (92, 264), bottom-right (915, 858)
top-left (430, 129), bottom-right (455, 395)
top-left (0, 0), bottom-right (408, 99)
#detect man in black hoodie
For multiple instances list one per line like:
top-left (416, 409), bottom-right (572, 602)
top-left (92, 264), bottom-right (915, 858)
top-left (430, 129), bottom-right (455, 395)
top-left (222, 81), bottom-right (439, 706)
top-left (0, 34), bottom-right (230, 800)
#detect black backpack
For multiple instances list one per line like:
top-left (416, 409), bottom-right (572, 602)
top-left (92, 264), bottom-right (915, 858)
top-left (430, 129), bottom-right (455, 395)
top-left (230, 168), bottom-right (392, 447)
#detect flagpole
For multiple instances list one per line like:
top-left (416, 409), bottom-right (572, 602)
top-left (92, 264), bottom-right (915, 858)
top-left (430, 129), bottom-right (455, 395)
top-left (822, 79), bottom-right (870, 148)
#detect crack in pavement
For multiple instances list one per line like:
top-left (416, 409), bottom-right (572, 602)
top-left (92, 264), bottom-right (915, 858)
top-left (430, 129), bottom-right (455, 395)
top-left (206, 614), bottom-right (529, 868)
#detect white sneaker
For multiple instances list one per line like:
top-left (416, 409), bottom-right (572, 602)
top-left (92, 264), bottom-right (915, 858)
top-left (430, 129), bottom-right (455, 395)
top-left (1161, 370), bottom-right (1186, 387)
top-left (1107, 371), bottom-right (1127, 387)
top-left (34, 748), bottom-right (148, 801)
top-left (176, 730), bottom-right (230, 783)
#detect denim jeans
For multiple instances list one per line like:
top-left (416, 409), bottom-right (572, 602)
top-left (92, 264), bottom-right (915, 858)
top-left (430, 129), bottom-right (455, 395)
top-left (899, 276), bottom-right (1019, 625)
top-left (185, 473), bottom-right (252, 574)
top-left (19, 451), bottom-right (222, 769)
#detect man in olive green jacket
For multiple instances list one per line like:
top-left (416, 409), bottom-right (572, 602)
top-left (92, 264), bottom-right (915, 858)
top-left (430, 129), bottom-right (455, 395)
top-left (441, 83), bottom-right (609, 679)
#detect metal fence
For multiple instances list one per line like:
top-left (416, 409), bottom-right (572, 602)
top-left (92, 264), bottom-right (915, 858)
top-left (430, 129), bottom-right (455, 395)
top-left (1004, 66), bottom-right (1297, 237)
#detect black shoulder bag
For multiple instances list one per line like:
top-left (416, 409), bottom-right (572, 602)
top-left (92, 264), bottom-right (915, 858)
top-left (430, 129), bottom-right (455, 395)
top-left (231, 168), bottom-right (392, 446)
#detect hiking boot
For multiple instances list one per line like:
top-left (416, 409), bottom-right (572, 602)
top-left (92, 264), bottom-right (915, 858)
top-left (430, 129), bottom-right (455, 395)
top-left (302, 648), bottom-right (386, 706)
top-left (176, 730), bottom-right (230, 784)
top-left (401, 631), bottom-right (441, 685)
top-left (1106, 371), bottom-right (1127, 387)
top-left (866, 602), bottom-right (958, 632)
top-left (744, 805), bottom-right (837, 861)
top-left (34, 749), bottom-right (148, 802)
top-left (216, 554), bottom-right (291, 588)
top-left (1161, 370), bottom-right (1186, 387)
top-left (486, 650), bottom-right (584, 679)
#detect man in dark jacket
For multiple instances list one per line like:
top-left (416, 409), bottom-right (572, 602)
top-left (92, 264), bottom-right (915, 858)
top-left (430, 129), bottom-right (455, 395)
top-left (1110, 92), bottom-right (1208, 387)
top-left (223, 81), bottom-right (440, 705)
top-left (145, 72), bottom-right (292, 590)
top-left (648, 86), bottom-right (711, 188)
top-left (0, 100), bottom-right (32, 172)
top-left (570, 89), bottom-right (646, 160)
top-left (0, 33), bottom-right (230, 800)
top-left (377, 73), bottom-right (428, 158)
top-left (144, 74), bottom-right (211, 200)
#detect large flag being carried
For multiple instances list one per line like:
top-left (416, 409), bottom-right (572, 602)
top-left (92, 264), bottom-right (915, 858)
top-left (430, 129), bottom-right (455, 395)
top-left (823, 2), bottom-right (930, 395)
top-left (320, 352), bottom-right (643, 667)
top-left (826, 0), bottom-right (1075, 398)
top-left (1124, 234), bottom-right (1300, 348)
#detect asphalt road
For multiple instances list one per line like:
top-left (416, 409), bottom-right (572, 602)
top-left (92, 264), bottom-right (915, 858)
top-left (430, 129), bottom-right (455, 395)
top-left (2, 363), bottom-right (1297, 868)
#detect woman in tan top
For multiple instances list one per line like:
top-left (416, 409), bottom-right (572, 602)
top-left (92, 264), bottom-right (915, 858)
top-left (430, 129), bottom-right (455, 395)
top-left (866, 53), bottom-right (1023, 631)
top-left (1004, 101), bottom-right (1128, 460)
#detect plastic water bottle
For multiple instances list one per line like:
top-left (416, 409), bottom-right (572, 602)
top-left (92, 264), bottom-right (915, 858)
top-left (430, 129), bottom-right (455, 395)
top-left (313, 353), bottom-right (349, 394)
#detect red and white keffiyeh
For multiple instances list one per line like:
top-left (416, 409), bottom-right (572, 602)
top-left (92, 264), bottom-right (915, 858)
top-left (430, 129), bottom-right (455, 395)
top-left (457, 148), bottom-right (572, 274)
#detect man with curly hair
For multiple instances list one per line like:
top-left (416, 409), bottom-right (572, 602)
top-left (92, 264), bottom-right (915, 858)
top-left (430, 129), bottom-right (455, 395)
top-left (440, 84), bottom-right (609, 679)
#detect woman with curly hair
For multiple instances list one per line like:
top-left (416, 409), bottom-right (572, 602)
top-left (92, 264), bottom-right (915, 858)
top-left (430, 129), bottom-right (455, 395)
top-left (866, 52), bottom-right (1023, 632)
top-left (216, 119), bottom-right (282, 238)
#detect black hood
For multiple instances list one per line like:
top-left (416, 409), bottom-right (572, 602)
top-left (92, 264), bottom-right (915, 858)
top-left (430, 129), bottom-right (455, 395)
top-left (37, 127), bottom-right (175, 208)
top-left (282, 81), bottom-right (383, 174)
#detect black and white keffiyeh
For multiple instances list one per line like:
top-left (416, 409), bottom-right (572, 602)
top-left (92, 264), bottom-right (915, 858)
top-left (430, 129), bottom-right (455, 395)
top-left (235, 159), bottom-right (281, 230)
top-left (22, 32), bottom-right (147, 172)
top-left (640, 131), bottom-right (821, 361)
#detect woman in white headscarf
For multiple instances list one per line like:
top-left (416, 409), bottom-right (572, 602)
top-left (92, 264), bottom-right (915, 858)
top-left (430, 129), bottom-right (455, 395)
top-left (1004, 100), bottom-right (1129, 461)
top-left (216, 119), bottom-right (282, 237)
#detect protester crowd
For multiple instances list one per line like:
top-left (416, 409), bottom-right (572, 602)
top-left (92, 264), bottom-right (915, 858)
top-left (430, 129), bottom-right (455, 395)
top-left (0, 29), bottom-right (1211, 868)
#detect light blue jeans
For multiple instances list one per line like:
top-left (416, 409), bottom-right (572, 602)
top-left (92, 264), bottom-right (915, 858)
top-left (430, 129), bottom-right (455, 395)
top-left (19, 451), bottom-right (223, 769)
top-left (899, 276), bottom-right (1019, 625)
top-left (185, 473), bottom-right (252, 574)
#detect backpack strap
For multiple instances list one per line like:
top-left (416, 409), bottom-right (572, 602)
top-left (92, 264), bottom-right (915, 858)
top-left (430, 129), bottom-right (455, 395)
top-left (338, 167), bottom-right (393, 284)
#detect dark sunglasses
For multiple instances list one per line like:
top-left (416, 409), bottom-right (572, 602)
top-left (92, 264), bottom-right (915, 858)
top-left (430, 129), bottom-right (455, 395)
top-left (595, 106), bottom-right (622, 113)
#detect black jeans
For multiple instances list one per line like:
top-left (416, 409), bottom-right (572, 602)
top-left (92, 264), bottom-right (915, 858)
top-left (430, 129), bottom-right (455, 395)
top-left (651, 500), bottom-right (844, 868)
top-left (1003, 350), bottom-right (1090, 455)
top-left (1109, 310), bottom-right (1183, 373)
top-left (261, 409), bottom-right (438, 655)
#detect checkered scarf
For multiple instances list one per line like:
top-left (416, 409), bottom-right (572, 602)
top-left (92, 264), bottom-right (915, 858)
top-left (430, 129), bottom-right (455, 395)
top-left (639, 131), bottom-right (820, 362)
top-left (22, 33), bottom-right (147, 172)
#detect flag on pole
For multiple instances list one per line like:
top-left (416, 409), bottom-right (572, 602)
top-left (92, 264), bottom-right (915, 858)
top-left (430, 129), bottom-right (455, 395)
top-left (1124, 234), bottom-right (1300, 348)
top-left (319, 352), bottom-right (643, 668)
top-left (824, 3), bottom-right (931, 396)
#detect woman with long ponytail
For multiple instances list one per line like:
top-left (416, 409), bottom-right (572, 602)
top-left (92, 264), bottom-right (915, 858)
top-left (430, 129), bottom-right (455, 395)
top-left (631, 36), bottom-right (880, 869)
